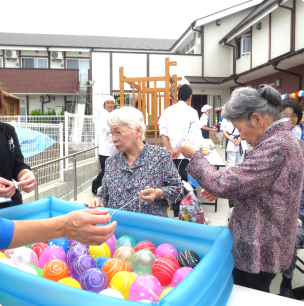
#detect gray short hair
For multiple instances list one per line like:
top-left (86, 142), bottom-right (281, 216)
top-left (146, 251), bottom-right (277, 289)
top-left (222, 85), bottom-right (283, 123)
top-left (298, 140), bottom-right (304, 156)
top-left (107, 106), bottom-right (146, 140)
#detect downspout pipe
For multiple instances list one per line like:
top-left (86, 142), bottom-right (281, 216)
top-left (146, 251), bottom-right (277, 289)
top-left (223, 41), bottom-right (236, 75)
top-left (234, 76), bottom-right (246, 87)
top-left (191, 22), bottom-right (204, 76)
top-left (272, 62), bottom-right (302, 103)
top-left (41, 95), bottom-right (51, 112)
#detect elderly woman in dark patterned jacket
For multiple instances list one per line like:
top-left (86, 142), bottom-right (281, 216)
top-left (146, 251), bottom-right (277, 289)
top-left (180, 85), bottom-right (304, 293)
top-left (85, 106), bottom-right (183, 218)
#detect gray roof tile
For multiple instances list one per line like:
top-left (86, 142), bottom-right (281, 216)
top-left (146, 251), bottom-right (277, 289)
top-left (0, 32), bottom-right (176, 51)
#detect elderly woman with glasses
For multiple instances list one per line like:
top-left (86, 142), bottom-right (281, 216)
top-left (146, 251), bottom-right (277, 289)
top-left (180, 85), bottom-right (304, 293)
top-left (85, 106), bottom-right (183, 217)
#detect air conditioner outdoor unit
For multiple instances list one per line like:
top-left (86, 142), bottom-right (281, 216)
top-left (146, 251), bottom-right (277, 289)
top-left (51, 51), bottom-right (63, 61)
top-left (5, 50), bottom-right (17, 59)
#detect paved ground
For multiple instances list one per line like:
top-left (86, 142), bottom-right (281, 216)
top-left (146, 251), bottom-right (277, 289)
top-left (73, 143), bottom-right (304, 299)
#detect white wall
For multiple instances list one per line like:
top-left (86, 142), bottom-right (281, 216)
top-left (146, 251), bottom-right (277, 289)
top-left (252, 15), bottom-right (269, 68)
top-left (21, 51), bottom-right (48, 56)
top-left (50, 59), bottom-right (63, 69)
top-left (149, 54), bottom-right (202, 88)
top-left (204, 7), bottom-right (254, 77)
top-left (112, 53), bottom-right (147, 90)
top-left (271, 0), bottom-right (292, 59)
top-left (0, 50), bottom-right (3, 55)
top-left (92, 52), bottom-right (110, 116)
top-left (236, 53), bottom-right (251, 74)
top-left (295, 0), bottom-right (304, 51)
top-left (28, 95), bottom-right (65, 113)
top-left (66, 52), bottom-right (89, 58)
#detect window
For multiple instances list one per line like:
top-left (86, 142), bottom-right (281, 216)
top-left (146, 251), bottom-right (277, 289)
top-left (186, 44), bottom-right (190, 52)
top-left (236, 40), bottom-right (241, 59)
top-left (67, 59), bottom-right (90, 86)
top-left (22, 58), bottom-right (48, 68)
top-left (242, 35), bottom-right (251, 54)
top-left (190, 39), bottom-right (194, 48)
top-left (0, 57), bottom-right (2, 68)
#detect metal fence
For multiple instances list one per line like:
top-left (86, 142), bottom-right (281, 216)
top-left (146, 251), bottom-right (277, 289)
top-left (7, 121), bottom-right (63, 188)
top-left (0, 112), bottom-right (99, 188)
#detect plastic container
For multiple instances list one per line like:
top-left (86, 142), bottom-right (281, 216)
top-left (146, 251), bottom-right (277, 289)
top-left (0, 196), bottom-right (234, 306)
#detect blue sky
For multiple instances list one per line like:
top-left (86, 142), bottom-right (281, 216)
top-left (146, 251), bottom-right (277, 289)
top-left (1, 0), bottom-right (260, 39)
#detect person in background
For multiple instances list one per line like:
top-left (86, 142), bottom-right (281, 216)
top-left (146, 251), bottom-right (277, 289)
top-left (0, 87), bottom-right (37, 207)
top-left (282, 100), bottom-right (303, 140)
top-left (92, 96), bottom-right (116, 195)
top-left (280, 139), bottom-right (304, 299)
top-left (0, 178), bottom-right (116, 250)
top-left (218, 115), bottom-right (225, 148)
top-left (86, 107), bottom-right (183, 218)
top-left (200, 105), bottom-right (217, 139)
top-left (158, 84), bottom-right (200, 218)
top-left (180, 85), bottom-right (304, 293)
top-left (222, 117), bottom-right (246, 169)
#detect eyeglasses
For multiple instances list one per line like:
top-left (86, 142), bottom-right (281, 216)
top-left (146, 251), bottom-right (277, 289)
top-left (282, 113), bottom-right (298, 119)
top-left (106, 128), bottom-right (129, 138)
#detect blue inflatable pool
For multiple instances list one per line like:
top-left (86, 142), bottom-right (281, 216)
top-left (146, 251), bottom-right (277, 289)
top-left (0, 197), bottom-right (234, 306)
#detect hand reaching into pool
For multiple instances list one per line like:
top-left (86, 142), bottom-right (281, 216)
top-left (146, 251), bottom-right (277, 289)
top-left (200, 189), bottom-right (219, 202)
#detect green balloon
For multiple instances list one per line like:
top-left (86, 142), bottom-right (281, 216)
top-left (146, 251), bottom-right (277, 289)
top-left (131, 250), bottom-right (155, 275)
top-left (32, 266), bottom-right (43, 277)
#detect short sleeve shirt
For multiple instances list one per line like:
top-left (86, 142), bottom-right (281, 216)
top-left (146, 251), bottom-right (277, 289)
top-left (0, 218), bottom-right (14, 250)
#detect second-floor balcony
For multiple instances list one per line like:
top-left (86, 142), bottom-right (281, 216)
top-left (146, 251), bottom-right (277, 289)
top-left (0, 68), bottom-right (80, 94)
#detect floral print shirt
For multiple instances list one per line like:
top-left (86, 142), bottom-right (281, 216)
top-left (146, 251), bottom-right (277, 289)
top-left (97, 144), bottom-right (183, 218)
top-left (186, 120), bottom-right (304, 274)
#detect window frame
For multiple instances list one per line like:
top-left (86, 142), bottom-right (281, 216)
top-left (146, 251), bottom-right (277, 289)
top-left (21, 57), bottom-right (48, 69)
top-left (241, 34), bottom-right (251, 55)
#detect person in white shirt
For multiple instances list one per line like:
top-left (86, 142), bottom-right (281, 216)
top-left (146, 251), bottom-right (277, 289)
top-left (200, 105), bottom-right (217, 139)
top-left (222, 118), bottom-right (247, 168)
top-left (282, 100), bottom-right (303, 140)
top-left (158, 84), bottom-right (200, 218)
top-left (92, 96), bottom-right (116, 194)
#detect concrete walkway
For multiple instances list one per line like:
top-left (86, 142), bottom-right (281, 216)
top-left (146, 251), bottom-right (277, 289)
top-left (73, 144), bottom-right (304, 299)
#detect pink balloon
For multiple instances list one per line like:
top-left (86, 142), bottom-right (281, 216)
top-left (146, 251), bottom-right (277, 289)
top-left (155, 243), bottom-right (178, 258)
top-left (129, 274), bottom-right (162, 302)
top-left (105, 235), bottom-right (117, 256)
top-left (172, 267), bottom-right (192, 287)
top-left (38, 245), bottom-right (66, 269)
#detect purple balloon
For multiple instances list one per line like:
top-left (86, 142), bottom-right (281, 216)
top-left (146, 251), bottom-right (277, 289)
top-left (70, 255), bottom-right (97, 282)
top-left (66, 246), bottom-right (89, 268)
top-left (80, 268), bottom-right (108, 293)
top-left (67, 240), bottom-right (89, 252)
top-left (105, 235), bottom-right (117, 256)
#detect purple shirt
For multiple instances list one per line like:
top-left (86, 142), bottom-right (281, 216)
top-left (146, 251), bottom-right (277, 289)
top-left (186, 120), bottom-right (304, 274)
top-left (97, 144), bottom-right (183, 218)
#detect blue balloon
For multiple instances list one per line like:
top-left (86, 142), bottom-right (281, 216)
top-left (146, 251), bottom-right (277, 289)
top-left (95, 256), bottom-right (108, 269)
top-left (48, 237), bottom-right (69, 254)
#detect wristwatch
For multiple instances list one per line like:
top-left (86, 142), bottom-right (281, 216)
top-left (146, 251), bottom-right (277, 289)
top-left (160, 189), bottom-right (165, 200)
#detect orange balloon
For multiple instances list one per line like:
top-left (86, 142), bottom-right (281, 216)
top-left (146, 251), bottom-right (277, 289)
top-left (102, 258), bottom-right (128, 282)
top-left (43, 259), bottom-right (68, 282)
top-left (113, 246), bottom-right (135, 270)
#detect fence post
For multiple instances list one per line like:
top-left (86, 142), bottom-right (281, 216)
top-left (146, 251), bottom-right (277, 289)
top-left (65, 111), bottom-right (69, 169)
top-left (17, 115), bottom-right (20, 123)
top-left (33, 169), bottom-right (39, 201)
top-left (94, 116), bottom-right (98, 159)
top-left (73, 156), bottom-right (77, 201)
top-left (59, 122), bottom-right (64, 181)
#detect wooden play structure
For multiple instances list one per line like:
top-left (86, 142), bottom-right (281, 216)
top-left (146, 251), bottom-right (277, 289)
top-left (119, 57), bottom-right (182, 145)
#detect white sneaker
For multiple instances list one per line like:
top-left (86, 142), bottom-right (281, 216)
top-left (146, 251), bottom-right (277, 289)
top-left (220, 145), bottom-right (222, 148)
top-left (174, 217), bottom-right (179, 220)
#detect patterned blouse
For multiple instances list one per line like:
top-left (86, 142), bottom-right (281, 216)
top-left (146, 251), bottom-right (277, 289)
top-left (97, 144), bottom-right (183, 218)
top-left (186, 120), bottom-right (304, 274)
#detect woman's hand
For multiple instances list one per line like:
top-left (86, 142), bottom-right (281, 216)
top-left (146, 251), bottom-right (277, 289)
top-left (138, 188), bottom-right (163, 205)
top-left (18, 171), bottom-right (37, 193)
top-left (0, 177), bottom-right (16, 198)
top-left (180, 140), bottom-right (196, 159)
top-left (84, 198), bottom-right (104, 209)
top-left (200, 189), bottom-right (219, 201)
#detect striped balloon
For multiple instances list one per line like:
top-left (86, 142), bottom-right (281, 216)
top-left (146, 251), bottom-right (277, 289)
top-left (110, 271), bottom-right (135, 299)
top-left (102, 258), bottom-right (128, 282)
top-left (42, 259), bottom-right (68, 281)
top-left (80, 268), bottom-right (108, 292)
top-left (152, 255), bottom-right (180, 286)
top-left (113, 246), bottom-right (135, 269)
top-left (134, 241), bottom-right (156, 254)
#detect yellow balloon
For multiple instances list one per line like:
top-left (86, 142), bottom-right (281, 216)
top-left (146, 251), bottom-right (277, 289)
top-left (89, 243), bottom-right (111, 259)
top-left (58, 277), bottom-right (81, 289)
top-left (0, 252), bottom-right (6, 258)
top-left (292, 93), bottom-right (296, 99)
top-left (110, 271), bottom-right (135, 299)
